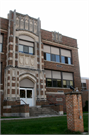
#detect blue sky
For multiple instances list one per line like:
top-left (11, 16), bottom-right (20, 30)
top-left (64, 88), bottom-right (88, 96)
top-left (0, 0), bottom-right (89, 77)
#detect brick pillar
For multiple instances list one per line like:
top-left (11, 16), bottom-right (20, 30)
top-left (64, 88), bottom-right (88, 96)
top-left (65, 91), bottom-right (84, 132)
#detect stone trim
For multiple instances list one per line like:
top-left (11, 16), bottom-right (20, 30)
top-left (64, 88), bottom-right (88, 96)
top-left (46, 92), bottom-right (64, 94)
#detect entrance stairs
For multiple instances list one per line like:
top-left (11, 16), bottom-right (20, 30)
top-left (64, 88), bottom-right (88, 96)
top-left (29, 107), bottom-right (59, 117)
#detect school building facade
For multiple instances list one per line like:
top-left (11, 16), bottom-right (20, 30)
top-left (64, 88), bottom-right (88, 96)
top-left (0, 10), bottom-right (81, 116)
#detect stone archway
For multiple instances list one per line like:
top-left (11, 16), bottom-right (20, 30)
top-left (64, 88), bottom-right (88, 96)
top-left (19, 73), bottom-right (37, 106)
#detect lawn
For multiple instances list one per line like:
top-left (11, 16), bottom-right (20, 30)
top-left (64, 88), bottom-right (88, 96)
top-left (1, 114), bottom-right (88, 134)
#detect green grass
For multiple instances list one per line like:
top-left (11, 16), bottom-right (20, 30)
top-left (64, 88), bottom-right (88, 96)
top-left (1, 114), bottom-right (88, 134)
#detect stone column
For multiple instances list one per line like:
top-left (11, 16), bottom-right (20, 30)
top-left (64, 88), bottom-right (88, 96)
top-left (65, 91), bottom-right (84, 132)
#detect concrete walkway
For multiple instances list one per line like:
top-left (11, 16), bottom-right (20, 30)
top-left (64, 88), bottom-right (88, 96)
top-left (1, 113), bottom-right (88, 121)
top-left (1, 114), bottom-right (66, 121)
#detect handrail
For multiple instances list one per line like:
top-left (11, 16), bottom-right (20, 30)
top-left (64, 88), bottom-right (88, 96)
top-left (16, 99), bottom-right (27, 104)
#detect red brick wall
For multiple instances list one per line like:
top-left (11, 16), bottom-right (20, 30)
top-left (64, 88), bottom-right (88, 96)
top-left (46, 94), bottom-right (66, 113)
top-left (86, 79), bottom-right (89, 90)
top-left (0, 18), bottom-right (8, 91)
top-left (66, 93), bottom-right (84, 132)
top-left (41, 29), bottom-right (77, 48)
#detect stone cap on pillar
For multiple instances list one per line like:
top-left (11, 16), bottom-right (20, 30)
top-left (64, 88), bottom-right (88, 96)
top-left (65, 91), bottom-right (82, 95)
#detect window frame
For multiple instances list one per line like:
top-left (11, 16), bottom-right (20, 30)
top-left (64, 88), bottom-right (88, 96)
top-left (0, 34), bottom-right (3, 52)
top-left (19, 39), bottom-right (34, 55)
top-left (44, 44), bottom-right (72, 65)
top-left (46, 70), bottom-right (74, 88)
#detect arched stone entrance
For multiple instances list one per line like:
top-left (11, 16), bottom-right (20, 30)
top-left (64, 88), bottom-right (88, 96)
top-left (19, 73), bottom-right (37, 106)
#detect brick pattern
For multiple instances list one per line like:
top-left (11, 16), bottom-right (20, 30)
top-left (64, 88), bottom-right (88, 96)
top-left (11, 104), bottom-right (29, 113)
top-left (65, 93), bottom-right (84, 132)
top-left (41, 29), bottom-right (77, 48)
top-left (46, 94), bottom-right (66, 113)
top-left (86, 79), bottom-right (89, 90)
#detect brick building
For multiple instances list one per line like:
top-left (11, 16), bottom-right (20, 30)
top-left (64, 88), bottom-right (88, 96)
top-left (0, 10), bottom-right (81, 116)
top-left (81, 77), bottom-right (89, 108)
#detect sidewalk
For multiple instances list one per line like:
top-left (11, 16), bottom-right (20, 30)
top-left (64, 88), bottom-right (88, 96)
top-left (1, 114), bottom-right (66, 121)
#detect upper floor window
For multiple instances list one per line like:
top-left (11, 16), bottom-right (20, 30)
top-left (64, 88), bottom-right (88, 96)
top-left (61, 49), bottom-right (71, 64)
top-left (81, 79), bottom-right (87, 90)
top-left (44, 45), bottom-right (60, 63)
top-left (44, 44), bottom-right (72, 65)
top-left (19, 35), bottom-right (34, 55)
top-left (0, 34), bottom-right (3, 52)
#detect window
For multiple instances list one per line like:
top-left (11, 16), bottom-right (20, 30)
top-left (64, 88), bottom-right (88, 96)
top-left (61, 49), bottom-right (71, 65)
top-left (61, 56), bottom-right (65, 63)
top-left (19, 45), bottom-right (23, 52)
top-left (63, 72), bottom-right (73, 88)
top-left (19, 36), bottom-right (34, 55)
top-left (27, 90), bottom-right (32, 98)
top-left (46, 70), bottom-right (61, 87)
top-left (46, 79), bottom-right (52, 87)
top-left (44, 45), bottom-right (60, 63)
top-left (46, 53), bottom-right (51, 61)
top-left (20, 90), bottom-right (25, 98)
top-left (0, 34), bottom-right (3, 52)
top-left (81, 81), bottom-right (87, 90)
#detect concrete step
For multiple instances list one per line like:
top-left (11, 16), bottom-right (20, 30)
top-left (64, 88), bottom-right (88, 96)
top-left (29, 107), bottom-right (59, 116)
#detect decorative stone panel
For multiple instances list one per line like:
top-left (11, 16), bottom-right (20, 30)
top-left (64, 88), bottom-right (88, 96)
top-left (19, 53), bottom-right (37, 69)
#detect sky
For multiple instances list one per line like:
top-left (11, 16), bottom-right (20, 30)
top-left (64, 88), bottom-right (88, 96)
top-left (0, 0), bottom-right (89, 78)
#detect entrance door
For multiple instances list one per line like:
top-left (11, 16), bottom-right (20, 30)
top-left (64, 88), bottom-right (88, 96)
top-left (20, 88), bottom-right (33, 106)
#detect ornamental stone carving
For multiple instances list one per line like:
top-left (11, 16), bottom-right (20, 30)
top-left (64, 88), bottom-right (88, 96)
top-left (19, 56), bottom-right (24, 64)
top-left (31, 58), bottom-right (34, 66)
top-left (25, 57), bottom-right (29, 65)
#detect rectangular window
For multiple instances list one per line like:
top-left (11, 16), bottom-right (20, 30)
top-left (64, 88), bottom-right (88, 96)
top-left (68, 57), bottom-right (71, 65)
top-left (56, 55), bottom-right (60, 62)
top-left (46, 53), bottom-right (51, 61)
top-left (51, 54), bottom-right (56, 62)
top-left (44, 53), bottom-right (46, 60)
top-left (61, 56), bottom-right (65, 63)
top-left (65, 57), bottom-right (68, 64)
top-left (46, 78), bottom-right (52, 87)
top-left (19, 45), bottom-right (23, 52)
top-left (24, 46), bottom-right (29, 53)
top-left (0, 43), bottom-right (2, 52)
top-left (61, 49), bottom-right (71, 65)
top-left (53, 79), bottom-right (57, 87)
top-left (29, 47), bottom-right (33, 55)
top-left (66, 80), bottom-right (70, 88)
top-left (20, 90), bottom-right (25, 98)
top-left (27, 90), bottom-right (32, 98)
top-left (0, 34), bottom-right (3, 52)
top-left (70, 80), bottom-right (73, 87)
top-left (63, 80), bottom-right (66, 88)
top-left (57, 80), bottom-right (61, 87)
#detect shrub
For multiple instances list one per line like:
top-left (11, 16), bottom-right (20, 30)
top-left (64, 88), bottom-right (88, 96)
top-left (83, 100), bottom-right (88, 112)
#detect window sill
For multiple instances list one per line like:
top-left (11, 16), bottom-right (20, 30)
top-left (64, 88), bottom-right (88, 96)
top-left (0, 52), bottom-right (4, 54)
top-left (0, 84), bottom-right (3, 86)
top-left (44, 60), bottom-right (74, 66)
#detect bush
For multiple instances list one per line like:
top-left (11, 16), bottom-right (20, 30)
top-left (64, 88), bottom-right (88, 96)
top-left (83, 100), bottom-right (88, 112)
